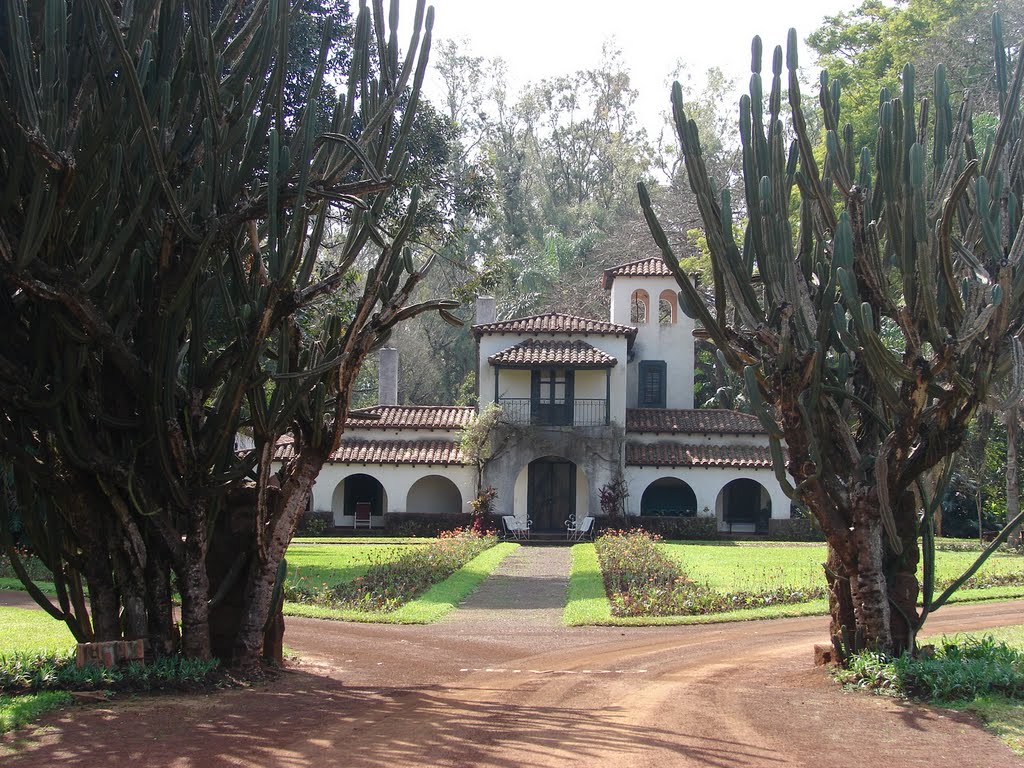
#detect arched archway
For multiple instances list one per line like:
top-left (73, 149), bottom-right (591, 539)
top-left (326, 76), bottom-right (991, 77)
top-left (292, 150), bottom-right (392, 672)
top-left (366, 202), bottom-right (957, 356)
top-left (331, 473), bottom-right (388, 524)
top-left (640, 477), bottom-right (697, 516)
top-left (406, 475), bottom-right (463, 516)
top-left (717, 478), bottom-right (771, 532)
top-left (630, 289), bottom-right (650, 323)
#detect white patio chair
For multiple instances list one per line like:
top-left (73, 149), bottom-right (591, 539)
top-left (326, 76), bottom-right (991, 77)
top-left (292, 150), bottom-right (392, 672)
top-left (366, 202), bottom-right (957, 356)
top-left (565, 515), bottom-right (595, 542)
top-left (501, 515), bottom-right (531, 540)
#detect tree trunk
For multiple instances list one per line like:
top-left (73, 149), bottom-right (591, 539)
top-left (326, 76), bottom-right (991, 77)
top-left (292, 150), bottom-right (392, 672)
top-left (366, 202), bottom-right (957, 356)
top-left (825, 544), bottom-right (857, 662)
top-left (1008, 409), bottom-right (1020, 547)
top-left (849, 501), bottom-right (893, 653)
top-left (179, 502), bottom-right (212, 659)
top-left (886, 493), bottom-right (920, 653)
top-left (145, 540), bottom-right (178, 656)
top-left (232, 460), bottom-right (319, 668)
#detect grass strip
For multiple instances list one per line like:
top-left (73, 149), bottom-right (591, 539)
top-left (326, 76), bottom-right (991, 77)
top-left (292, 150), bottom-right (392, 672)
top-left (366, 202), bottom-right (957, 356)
top-left (564, 544), bottom-right (612, 625)
top-left (0, 578), bottom-right (56, 595)
top-left (283, 542), bottom-right (517, 624)
top-left (0, 692), bottom-right (72, 735)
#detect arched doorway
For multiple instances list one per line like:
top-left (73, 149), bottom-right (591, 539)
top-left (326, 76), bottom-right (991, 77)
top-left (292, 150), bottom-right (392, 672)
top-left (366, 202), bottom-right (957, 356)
top-left (331, 474), bottom-right (387, 523)
top-left (718, 478), bottom-right (771, 532)
top-left (641, 477), bottom-right (697, 516)
top-left (406, 475), bottom-right (463, 515)
top-left (527, 457), bottom-right (577, 531)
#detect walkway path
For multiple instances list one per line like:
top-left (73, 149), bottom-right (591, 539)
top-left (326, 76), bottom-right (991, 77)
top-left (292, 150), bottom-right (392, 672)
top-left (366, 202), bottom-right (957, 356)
top-left (443, 544), bottom-right (571, 631)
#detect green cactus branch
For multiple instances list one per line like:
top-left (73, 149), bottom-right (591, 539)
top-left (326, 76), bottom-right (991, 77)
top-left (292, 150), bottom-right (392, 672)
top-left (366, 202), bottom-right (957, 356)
top-left (641, 15), bottom-right (1024, 656)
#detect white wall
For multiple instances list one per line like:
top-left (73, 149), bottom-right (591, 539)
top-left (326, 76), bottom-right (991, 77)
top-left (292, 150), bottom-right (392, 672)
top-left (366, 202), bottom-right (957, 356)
top-left (310, 463), bottom-right (476, 527)
top-left (609, 276), bottom-right (696, 409)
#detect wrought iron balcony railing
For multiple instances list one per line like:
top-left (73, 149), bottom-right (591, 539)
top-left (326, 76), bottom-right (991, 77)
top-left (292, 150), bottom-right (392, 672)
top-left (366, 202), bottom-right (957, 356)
top-left (497, 397), bottom-right (609, 427)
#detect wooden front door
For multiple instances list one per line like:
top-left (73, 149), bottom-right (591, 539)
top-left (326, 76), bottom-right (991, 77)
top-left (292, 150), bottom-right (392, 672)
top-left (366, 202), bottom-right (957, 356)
top-left (528, 458), bottom-right (576, 531)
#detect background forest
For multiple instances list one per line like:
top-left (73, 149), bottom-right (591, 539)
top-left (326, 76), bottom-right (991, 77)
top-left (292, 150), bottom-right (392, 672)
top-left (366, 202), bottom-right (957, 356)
top-left (360, 0), bottom-right (1023, 536)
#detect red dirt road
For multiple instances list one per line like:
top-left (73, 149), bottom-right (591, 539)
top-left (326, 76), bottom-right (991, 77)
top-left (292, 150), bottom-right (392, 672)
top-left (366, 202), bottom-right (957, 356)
top-left (3, 598), bottom-right (1023, 767)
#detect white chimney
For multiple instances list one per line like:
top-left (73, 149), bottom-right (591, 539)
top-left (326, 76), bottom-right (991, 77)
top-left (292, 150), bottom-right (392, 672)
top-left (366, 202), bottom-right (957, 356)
top-left (378, 347), bottom-right (398, 406)
top-left (475, 295), bottom-right (496, 325)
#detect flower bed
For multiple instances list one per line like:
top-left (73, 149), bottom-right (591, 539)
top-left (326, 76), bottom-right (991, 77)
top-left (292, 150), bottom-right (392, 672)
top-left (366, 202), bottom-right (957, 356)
top-left (595, 532), bottom-right (1024, 618)
top-left (594, 530), bottom-right (826, 617)
top-left (284, 529), bottom-right (495, 613)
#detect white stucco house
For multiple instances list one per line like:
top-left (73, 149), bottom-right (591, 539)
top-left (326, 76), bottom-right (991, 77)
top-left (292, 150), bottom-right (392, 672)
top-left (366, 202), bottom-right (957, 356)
top-left (287, 255), bottom-right (793, 534)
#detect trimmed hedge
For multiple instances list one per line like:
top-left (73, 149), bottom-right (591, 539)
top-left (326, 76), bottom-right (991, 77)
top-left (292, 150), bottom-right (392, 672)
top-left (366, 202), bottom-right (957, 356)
top-left (631, 515), bottom-right (719, 540)
top-left (296, 510), bottom-right (333, 536)
top-left (384, 513), bottom-right (475, 537)
top-left (767, 518), bottom-right (826, 542)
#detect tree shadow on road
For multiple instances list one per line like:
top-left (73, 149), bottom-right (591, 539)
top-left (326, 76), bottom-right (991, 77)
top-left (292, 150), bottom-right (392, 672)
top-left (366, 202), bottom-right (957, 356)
top-left (1, 668), bottom-right (787, 768)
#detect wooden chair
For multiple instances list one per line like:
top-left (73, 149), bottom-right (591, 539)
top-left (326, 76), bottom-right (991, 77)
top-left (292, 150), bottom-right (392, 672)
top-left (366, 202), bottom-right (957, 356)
top-left (353, 502), bottom-right (373, 529)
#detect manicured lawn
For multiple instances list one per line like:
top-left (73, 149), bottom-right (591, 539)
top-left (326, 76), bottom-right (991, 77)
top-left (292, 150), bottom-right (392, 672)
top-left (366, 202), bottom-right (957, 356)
top-left (284, 542), bottom-right (414, 593)
top-left (665, 541), bottom-right (1024, 597)
top-left (0, 607), bottom-right (76, 656)
top-left (567, 540), bottom-right (1024, 626)
top-left (0, 607), bottom-right (77, 735)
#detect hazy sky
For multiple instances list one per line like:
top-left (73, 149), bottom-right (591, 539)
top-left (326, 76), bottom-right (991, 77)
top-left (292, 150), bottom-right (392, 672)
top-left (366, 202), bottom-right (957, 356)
top-left (406, 0), bottom-right (861, 134)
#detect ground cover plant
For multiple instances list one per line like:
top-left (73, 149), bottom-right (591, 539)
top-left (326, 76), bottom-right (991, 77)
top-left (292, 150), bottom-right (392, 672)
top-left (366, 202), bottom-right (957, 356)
top-left (284, 531), bottom-right (496, 613)
top-left (837, 626), bottom-right (1024, 756)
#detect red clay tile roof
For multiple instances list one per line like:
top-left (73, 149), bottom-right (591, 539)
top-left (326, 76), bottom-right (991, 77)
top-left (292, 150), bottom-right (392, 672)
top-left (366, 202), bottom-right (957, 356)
top-left (345, 405), bottom-right (475, 430)
top-left (488, 339), bottom-right (618, 368)
top-left (472, 312), bottom-right (636, 339)
top-left (602, 257), bottom-right (674, 289)
top-left (626, 409), bottom-right (766, 435)
top-left (274, 437), bottom-right (467, 465)
top-left (626, 442), bottom-right (774, 469)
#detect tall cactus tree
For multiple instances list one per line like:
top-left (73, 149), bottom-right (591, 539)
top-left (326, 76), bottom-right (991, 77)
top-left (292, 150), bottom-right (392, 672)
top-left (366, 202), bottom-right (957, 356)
top-left (640, 16), bottom-right (1024, 657)
top-left (0, 0), bottom-right (454, 665)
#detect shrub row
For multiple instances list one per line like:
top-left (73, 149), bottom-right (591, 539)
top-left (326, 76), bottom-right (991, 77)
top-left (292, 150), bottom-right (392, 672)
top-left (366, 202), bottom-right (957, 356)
top-left (295, 510), bottom-right (334, 537)
top-left (629, 516), bottom-right (719, 540)
top-left (836, 635), bottom-right (1024, 701)
top-left (284, 529), bottom-right (494, 612)
top-left (0, 653), bottom-right (220, 695)
top-left (384, 513), bottom-right (475, 538)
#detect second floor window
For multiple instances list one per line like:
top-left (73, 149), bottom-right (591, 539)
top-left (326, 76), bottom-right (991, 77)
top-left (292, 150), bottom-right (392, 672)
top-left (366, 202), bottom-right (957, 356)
top-left (638, 360), bottom-right (667, 408)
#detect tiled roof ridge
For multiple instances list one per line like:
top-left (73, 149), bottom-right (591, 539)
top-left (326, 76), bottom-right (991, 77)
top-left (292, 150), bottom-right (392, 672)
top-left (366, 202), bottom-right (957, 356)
top-left (345, 405), bottom-right (475, 430)
top-left (471, 311), bottom-right (637, 338)
top-left (625, 441), bottom-right (775, 469)
top-left (488, 338), bottom-right (618, 368)
top-left (625, 408), bottom-right (767, 435)
top-left (601, 256), bottom-right (674, 289)
top-left (274, 436), bottom-right (468, 465)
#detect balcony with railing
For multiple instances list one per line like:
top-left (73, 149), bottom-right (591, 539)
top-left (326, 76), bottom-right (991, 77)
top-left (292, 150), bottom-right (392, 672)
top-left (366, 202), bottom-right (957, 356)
top-left (497, 397), bottom-right (610, 427)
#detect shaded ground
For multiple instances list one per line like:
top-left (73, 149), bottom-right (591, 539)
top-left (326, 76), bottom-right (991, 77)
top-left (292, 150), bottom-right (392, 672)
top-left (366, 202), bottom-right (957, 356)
top-left (3, 547), bottom-right (1024, 767)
